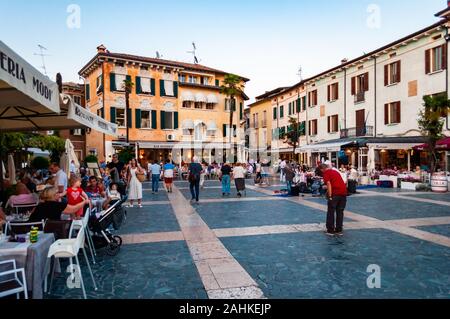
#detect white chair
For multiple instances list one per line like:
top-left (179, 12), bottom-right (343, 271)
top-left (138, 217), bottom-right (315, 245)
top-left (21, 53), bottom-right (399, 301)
top-left (0, 260), bottom-right (28, 299)
top-left (47, 226), bottom-right (97, 299)
top-left (69, 208), bottom-right (96, 264)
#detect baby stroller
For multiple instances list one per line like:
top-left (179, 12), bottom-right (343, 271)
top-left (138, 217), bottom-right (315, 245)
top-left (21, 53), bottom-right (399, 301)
top-left (89, 199), bottom-right (126, 256)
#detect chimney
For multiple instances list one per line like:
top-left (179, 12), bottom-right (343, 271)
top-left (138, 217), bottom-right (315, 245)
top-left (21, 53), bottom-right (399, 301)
top-left (341, 58), bottom-right (348, 64)
top-left (97, 44), bottom-right (107, 53)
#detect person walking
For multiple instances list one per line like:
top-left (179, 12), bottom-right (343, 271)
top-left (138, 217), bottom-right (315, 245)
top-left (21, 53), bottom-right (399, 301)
top-left (319, 163), bottom-right (347, 236)
top-left (149, 160), bottom-right (161, 194)
top-left (163, 160), bottom-right (175, 193)
top-left (220, 163), bottom-right (232, 196)
top-left (127, 158), bottom-right (144, 208)
top-left (232, 163), bottom-right (246, 198)
top-left (188, 157), bottom-right (203, 204)
top-left (284, 162), bottom-right (295, 194)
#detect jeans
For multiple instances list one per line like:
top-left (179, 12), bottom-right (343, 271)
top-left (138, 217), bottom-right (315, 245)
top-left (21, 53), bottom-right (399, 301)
top-left (190, 179), bottom-right (200, 202)
top-left (327, 196), bottom-right (347, 232)
top-left (152, 175), bottom-right (160, 192)
top-left (222, 175), bottom-right (231, 194)
top-left (286, 181), bottom-right (292, 194)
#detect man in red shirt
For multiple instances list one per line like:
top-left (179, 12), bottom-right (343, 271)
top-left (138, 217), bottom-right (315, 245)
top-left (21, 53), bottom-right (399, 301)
top-left (320, 164), bottom-right (348, 236)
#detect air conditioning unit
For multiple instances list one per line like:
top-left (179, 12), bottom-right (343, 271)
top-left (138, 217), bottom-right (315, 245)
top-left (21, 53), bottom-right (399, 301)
top-left (167, 134), bottom-right (177, 141)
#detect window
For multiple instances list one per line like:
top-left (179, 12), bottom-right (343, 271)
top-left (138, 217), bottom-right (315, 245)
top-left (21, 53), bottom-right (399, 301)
top-left (96, 74), bottom-right (103, 94)
top-left (179, 74), bottom-right (186, 83)
top-left (195, 102), bottom-right (205, 109)
top-left (327, 115), bottom-right (339, 133)
top-left (225, 99), bottom-right (236, 111)
top-left (426, 45), bottom-right (447, 74)
top-left (262, 111), bottom-right (267, 127)
top-left (71, 129), bottom-right (82, 136)
top-left (188, 75), bottom-right (197, 84)
top-left (279, 105), bottom-right (284, 118)
top-left (327, 83), bottom-right (339, 102)
top-left (115, 74), bottom-right (127, 92)
top-left (161, 111), bottom-right (178, 130)
top-left (351, 73), bottom-right (369, 103)
top-left (85, 84), bottom-right (90, 101)
top-left (116, 109), bottom-right (125, 127)
top-left (201, 77), bottom-right (209, 85)
top-left (160, 80), bottom-right (178, 97)
top-left (183, 101), bottom-right (193, 108)
top-left (138, 77), bottom-right (153, 95)
top-left (215, 79), bottom-right (220, 87)
top-left (385, 61), bottom-right (401, 86)
top-left (141, 110), bottom-right (151, 128)
top-left (206, 103), bottom-right (215, 110)
top-left (97, 107), bottom-right (104, 118)
top-left (73, 95), bottom-right (82, 105)
top-left (384, 102), bottom-right (401, 125)
top-left (164, 112), bottom-right (174, 129)
top-left (253, 113), bottom-right (259, 128)
top-left (309, 119), bottom-right (318, 136)
top-left (308, 90), bottom-right (318, 107)
top-left (273, 107), bottom-right (277, 120)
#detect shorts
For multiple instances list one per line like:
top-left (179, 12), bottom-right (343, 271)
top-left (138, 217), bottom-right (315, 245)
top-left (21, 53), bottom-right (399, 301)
top-left (164, 177), bottom-right (173, 184)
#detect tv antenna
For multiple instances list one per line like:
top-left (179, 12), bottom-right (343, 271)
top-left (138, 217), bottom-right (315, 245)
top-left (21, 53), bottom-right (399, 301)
top-left (156, 51), bottom-right (163, 59)
top-left (33, 44), bottom-right (51, 75)
top-left (297, 66), bottom-right (303, 82)
top-left (187, 42), bottom-right (200, 64)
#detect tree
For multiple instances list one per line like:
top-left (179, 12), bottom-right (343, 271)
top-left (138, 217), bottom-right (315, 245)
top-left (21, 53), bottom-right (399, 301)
top-left (123, 78), bottom-right (134, 144)
top-left (118, 146), bottom-right (135, 164)
top-left (418, 93), bottom-right (450, 173)
top-left (220, 74), bottom-right (243, 162)
top-left (284, 117), bottom-right (301, 158)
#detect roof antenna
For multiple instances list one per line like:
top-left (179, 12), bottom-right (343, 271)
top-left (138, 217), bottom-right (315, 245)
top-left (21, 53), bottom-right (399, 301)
top-left (33, 44), bottom-right (51, 75)
top-left (156, 51), bottom-right (163, 59)
top-left (187, 42), bottom-right (201, 64)
top-left (297, 66), bottom-right (303, 82)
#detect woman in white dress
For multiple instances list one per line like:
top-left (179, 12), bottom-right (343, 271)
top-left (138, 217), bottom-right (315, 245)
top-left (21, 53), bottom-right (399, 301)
top-left (127, 158), bottom-right (144, 208)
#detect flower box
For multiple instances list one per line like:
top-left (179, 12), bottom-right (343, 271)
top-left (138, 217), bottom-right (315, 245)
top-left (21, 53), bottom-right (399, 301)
top-left (400, 182), bottom-right (418, 191)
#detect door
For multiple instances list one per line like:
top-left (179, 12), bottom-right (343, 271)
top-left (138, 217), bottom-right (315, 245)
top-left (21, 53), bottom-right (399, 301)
top-left (356, 109), bottom-right (365, 136)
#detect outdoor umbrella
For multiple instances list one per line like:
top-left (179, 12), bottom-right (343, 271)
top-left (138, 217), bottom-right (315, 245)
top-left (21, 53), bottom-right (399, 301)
top-left (65, 139), bottom-right (80, 173)
top-left (60, 152), bottom-right (69, 175)
top-left (7, 154), bottom-right (16, 185)
top-left (413, 136), bottom-right (450, 151)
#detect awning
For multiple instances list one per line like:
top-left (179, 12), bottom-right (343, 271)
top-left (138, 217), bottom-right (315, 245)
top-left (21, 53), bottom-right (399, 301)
top-left (296, 141), bottom-right (354, 154)
top-left (181, 91), bottom-right (195, 102)
top-left (207, 121), bottom-right (217, 131)
top-left (138, 142), bottom-right (232, 149)
top-left (367, 142), bottom-right (421, 150)
top-left (0, 40), bottom-right (60, 121)
top-left (413, 137), bottom-right (450, 151)
top-left (207, 94), bottom-right (219, 104)
top-left (195, 93), bottom-right (207, 103)
top-left (182, 119), bottom-right (195, 130)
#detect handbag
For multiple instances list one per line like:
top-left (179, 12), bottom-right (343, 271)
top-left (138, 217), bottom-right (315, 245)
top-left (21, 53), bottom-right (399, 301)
top-left (136, 171), bottom-right (146, 183)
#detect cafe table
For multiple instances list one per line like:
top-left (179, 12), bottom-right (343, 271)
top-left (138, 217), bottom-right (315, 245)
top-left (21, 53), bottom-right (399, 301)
top-left (0, 233), bottom-right (55, 299)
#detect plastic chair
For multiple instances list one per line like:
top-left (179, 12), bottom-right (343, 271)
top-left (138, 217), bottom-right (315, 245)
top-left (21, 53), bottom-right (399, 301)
top-left (47, 226), bottom-right (97, 299)
top-left (0, 260), bottom-right (28, 299)
top-left (69, 208), bottom-right (96, 265)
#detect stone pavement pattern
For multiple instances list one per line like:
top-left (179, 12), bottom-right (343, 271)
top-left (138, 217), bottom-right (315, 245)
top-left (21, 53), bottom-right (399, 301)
top-left (47, 179), bottom-right (450, 299)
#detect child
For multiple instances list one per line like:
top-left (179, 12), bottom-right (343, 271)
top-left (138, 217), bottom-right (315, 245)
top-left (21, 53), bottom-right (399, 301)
top-left (103, 183), bottom-right (122, 210)
top-left (67, 176), bottom-right (90, 219)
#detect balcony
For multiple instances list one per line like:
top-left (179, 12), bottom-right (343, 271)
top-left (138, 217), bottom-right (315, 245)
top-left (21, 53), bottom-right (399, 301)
top-left (340, 126), bottom-right (373, 138)
top-left (354, 91), bottom-right (365, 103)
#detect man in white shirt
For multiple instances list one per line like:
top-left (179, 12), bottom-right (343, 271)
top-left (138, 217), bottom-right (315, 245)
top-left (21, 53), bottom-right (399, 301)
top-left (49, 163), bottom-right (68, 195)
top-left (148, 161), bottom-right (162, 194)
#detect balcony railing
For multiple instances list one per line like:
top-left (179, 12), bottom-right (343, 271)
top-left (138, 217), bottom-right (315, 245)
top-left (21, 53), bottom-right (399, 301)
top-left (354, 91), bottom-right (365, 103)
top-left (340, 126), bottom-right (373, 138)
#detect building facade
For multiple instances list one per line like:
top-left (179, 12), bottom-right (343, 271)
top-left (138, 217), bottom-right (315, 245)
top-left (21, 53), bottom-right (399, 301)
top-left (252, 6), bottom-right (450, 172)
top-left (79, 45), bottom-right (249, 165)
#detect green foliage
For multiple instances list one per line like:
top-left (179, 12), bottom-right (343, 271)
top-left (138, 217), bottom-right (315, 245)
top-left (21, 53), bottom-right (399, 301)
top-left (0, 133), bottom-right (26, 153)
top-left (118, 146), bottom-right (135, 164)
top-left (219, 74), bottom-right (243, 99)
top-left (84, 155), bottom-right (98, 163)
top-left (418, 93), bottom-right (450, 172)
top-left (284, 117), bottom-right (300, 156)
top-left (31, 156), bottom-right (50, 170)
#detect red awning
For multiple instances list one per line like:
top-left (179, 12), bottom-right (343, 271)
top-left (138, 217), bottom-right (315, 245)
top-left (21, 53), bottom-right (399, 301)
top-left (413, 137), bottom-right (450, 151)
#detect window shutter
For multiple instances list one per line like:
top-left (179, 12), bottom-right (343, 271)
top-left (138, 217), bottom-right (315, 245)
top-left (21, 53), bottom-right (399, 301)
top-left (231, 99), bottom-right (236, 112)
top-left (135, 109), bottom-right (141, 129)
top-left (384, 65), bottom-right (389, 86)
top-left (151, 79), bottom-right (156, 95)
top-left (327, 85), bottom-right (330, 102)
top-left (396, 61), bottom-right (401, 83)
top-left (85, 84), bottom-right (90, 101)
top-left (273, 107), bottom-right (277, 120)
top-left (127, 108), bottom-right (132, 128)
top-left (136, 77), bottom-right (142, 94)
top-left (351, 77), bottom-right (356, 95)
top-left (215, 79), bottom-right (220, 86)
top-left (308, 121), bottom-right (311, 136)
top-left (302, 96), bottom-right (307, 111)
top-left (327, 116), bottom-right (330, 133)
top-left (334, 84), bottom-right (339, 100)
top-left (239, 102), bottom-right (243, 120)
top-left (233, 125), bottom-right (237, 137)
top-left (173, 82), bottom-right (179, 98)
top-left (280, 105), bottom-right (284, 118)
top-left (126, 75), bottom-right (131, 84)
top-left (363, 73), bottom-right (369, 91)
top-left (160, 111), bottom-right (166, 129)
top-left (223, 124), bottom-right (227, 137)
top-left (442, 44), bottom-right (447, 70)
top-left (160, 79), bottom-right (166, 96)
top-left (425, 49), bottom-right (431, 74)
top-left (151, 110), bottom-right (157, 129)
top-left (110, 107), bottom-right (116, 124)
top-left (110, 73), bottom-right (116, 91)
top-left (174, 112), bottom-right (179, 129)
top-left (396, 102), bottom-right (401, 123)
top-left (384, 104), bottom-right (389, 124)
top-left (100, 107), bottom-right (104, 119)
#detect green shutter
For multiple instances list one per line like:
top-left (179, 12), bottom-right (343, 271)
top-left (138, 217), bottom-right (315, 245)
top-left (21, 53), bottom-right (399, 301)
top-left (127, 108), bottom-right (132, 128)
top-left (173, 82), bottom-right (178, 98)
top-left (223, 124), bottom-right (227, 137)
top-left (136, 77), bottom-right (142, 94)
top-left (302, 96), bottom-right (307, 111)
top-left (151, 79), bottom-right (156, 95)
top-left (160, 80), bottom-right (165, 96)
top-left (85, 84), bottom-right (90, 101)
top-left (239, 103), bottom-right (243, 120)
top-left (135, 109), bottom-right (142, 129)
top-left (233, 125), bottom-right (237, 137)
top-left (280, 105), bottom-right (284, 118)
top-left (110, 73), bottom-right (116, 91)
top-left (151, 110), bottom-right (157, 129)
top-left (215, 79), bottom-right (219, 86)
top-left (110, 107), bottom-right (116, 124)
top-left (296, 98), bottom-right (301, 113)
top-left (160, 111), bottom-right (166, 129)
top-left (174, 112), bottom-right (179, 129)
top-left (126, 75), bottom-right (131, 83)
top-left (273, 107), bottom-right (277, 120)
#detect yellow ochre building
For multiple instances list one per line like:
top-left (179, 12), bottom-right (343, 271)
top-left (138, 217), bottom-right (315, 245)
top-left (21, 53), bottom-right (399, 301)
top-left (79, 45), bottom-right (249, 166)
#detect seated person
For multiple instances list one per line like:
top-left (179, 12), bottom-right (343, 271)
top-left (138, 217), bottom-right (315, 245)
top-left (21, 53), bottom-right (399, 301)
top-left (84, 176), bottom-right (106, 212)
top-left (102, 183), bottom-right (122, 210)
top-left (6, 182), bottom-right (38, 208)
top-left (29, 187), bottom-right (89, 222)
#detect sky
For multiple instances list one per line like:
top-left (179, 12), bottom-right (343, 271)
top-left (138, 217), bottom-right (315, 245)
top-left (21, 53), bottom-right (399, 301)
top-left (0, 0), bottom-right (447, 103)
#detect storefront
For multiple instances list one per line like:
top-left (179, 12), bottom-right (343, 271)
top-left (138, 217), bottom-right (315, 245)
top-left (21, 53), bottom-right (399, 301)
top-left (297, 140), bottom-right (360, 168)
